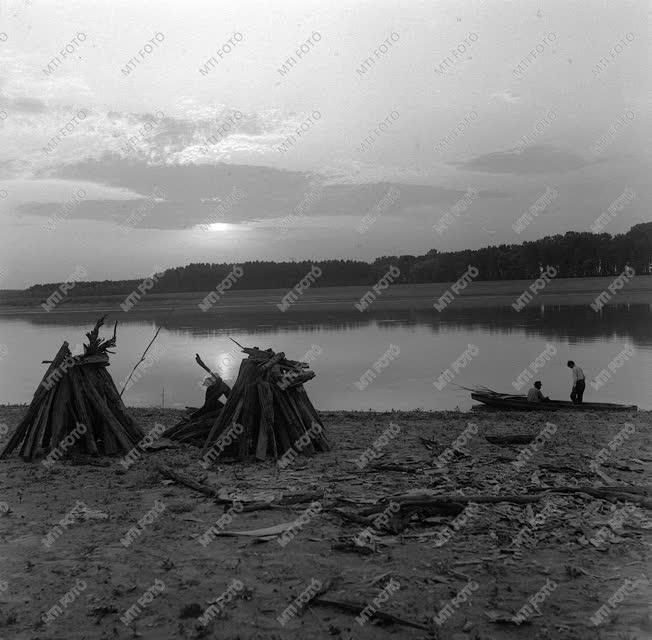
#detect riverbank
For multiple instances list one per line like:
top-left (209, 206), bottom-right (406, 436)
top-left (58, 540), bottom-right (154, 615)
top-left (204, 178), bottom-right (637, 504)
top-left (0, 406), bottom-right (650, 639)
top-left (1, 275), bottom-right (651, 316)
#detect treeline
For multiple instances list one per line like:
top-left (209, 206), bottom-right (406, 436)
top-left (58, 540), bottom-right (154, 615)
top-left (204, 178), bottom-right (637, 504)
top-left (23, 223), bottom-right (652, 298)
top-left (409, 223), bottom-right (652, 283)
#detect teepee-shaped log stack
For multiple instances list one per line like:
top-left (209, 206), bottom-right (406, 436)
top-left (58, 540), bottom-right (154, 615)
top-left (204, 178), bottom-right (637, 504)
top-left (200, 345), bottom-right (329, 462)
top-left (1, 317), bottom-right (144, 461)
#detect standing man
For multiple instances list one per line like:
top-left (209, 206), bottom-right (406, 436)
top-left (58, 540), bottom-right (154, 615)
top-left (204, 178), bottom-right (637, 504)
top-left (567, 360), bottom-right (586, 404)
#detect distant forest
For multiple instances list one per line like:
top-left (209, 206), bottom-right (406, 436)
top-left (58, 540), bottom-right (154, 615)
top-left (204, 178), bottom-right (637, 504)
top-left (23, 222), bottom-right (652, 297)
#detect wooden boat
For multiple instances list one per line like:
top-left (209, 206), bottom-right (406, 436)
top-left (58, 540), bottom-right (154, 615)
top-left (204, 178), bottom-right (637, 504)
top-left (471, 391), bottom-right (636, 412)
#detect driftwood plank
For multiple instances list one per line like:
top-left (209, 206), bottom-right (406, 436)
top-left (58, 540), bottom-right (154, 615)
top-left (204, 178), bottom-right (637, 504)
top-left (312, 598), bottom-right (430, 631)
top-left (155, 463), bottom-right (231, 504)
top-left (485, 434), bottom-right (534, 445)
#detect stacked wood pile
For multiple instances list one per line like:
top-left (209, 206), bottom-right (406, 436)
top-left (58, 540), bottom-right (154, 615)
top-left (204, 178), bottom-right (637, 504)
top-left (199, 344), bottom-right (329, 462)
top-left (0, 317), bottom-right (144, 461)
top-left (163, 354), bottom-right (232, 445)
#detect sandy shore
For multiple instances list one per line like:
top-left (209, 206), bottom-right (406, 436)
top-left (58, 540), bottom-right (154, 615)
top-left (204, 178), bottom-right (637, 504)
top-left (0, 406), bottom-right (650, 639)
top-left (2, 276), bottom-right (652, 316)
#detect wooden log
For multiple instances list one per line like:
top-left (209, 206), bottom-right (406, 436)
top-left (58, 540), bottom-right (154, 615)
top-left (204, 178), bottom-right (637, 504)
top-left (20, 388), bottom-right (53, 458)
top-left (285, 371), bottom-right (316, 388)
top-left (311, 598), bottom-right (429, 631)
top-left (1, 406), bottom-right (36, 459)
top-left (330, 507), bottom-right (375, 526)
top-left (238, 380), bottom-right (258, 459)
top-left (202, 361), bottom-right (249, 452)
top-left (68, 368), bottom-right (100, 456)
top-left (22, 387), bottom-right (56, 461)
top-left (360, 494), bottom-right (542, 517)
top-left (259, 352), bottom-right (285, 372)
top-left (239, 346), bottom-right (272, 357)
top-left (174, 429), bottom-right (210, 443)
top-left (1, 342), bottom-right (71, 459)
top-left (256, 380), bottom-right (274, 460)
top-left (367, 462), bottom-right (422, 473)
top-left (395, 494), bottom-right (542, 506)
top-left (164, 411), bottom-right (220, 442)
top-left (532, 485), bottom-right (652, 509)
top-left (485, 434), bottom-right (534, 445)
top-left (285, 393), bottom-right (316, 455)
top-left (288, 391), bottom-right (318, 433)
top-left (269, 394), bottom-right (292, 454)
top-left (95, 368), bottom-right (144, 441)
top-left (74, 367), bottom-right (133, 453)
top-left (155, 463), bottom-right (231, 503)
top-left (94, 368), bottom-right (140, 449)
top-left (202, 396), bottom-right (244, 457)
top-left (278, 490), bottom-right (324, 505)
top-left (279, 358), bottom-right (309, 370)
top-left (189, 402), bottom-right (223, 420)
top-left (48, 376), bottom-right (73, 453)
top-left (192, 408), bottom-right (222, 422)
top-left (102, 417), bottom-right (119, 454)
top-left (270, 384), bottom-right (303, 452)
top-left (78, 354), bottom-right (110, 366)
top-left (295, 387), bottom-right (329, 451)
top-left (34, 342), bottom-right (71, 404)
top-left (362, 487), bottom-right (652, 519)
top-left (31, 388), bottom-right (58, 460)
top-left (296, 387), bottom-right (325, 428)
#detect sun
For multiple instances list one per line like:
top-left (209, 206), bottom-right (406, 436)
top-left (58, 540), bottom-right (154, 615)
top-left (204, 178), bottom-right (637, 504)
top-left (203, 222), bottom-right (238, 232)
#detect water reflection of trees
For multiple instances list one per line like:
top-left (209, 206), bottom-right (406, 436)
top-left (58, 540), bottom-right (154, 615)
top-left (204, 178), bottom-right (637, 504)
top-left (16, 304), bottom-right (652, 348)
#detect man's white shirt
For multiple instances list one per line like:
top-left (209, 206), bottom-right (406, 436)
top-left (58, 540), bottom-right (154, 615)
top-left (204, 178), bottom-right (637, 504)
top-left (572, 366), bottom-right (585, 383)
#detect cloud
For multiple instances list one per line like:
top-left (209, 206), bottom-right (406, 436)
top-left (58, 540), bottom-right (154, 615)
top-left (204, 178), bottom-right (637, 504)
top-left (0, 94), bottom-right (47, 113)
top-left (0, 92), bottom-right (319, 179)
top-left (452, 145), bottom-right (589, 175)
top-left (13, 156), bottom-right (508, 230)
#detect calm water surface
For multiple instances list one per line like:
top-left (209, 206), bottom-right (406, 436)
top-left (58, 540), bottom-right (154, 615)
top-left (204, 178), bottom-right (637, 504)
top-left (1, 304), bottom-right (650, 411)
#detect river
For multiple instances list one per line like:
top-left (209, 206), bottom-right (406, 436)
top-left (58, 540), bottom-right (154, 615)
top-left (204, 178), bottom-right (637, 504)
top-left (0, 300), bottom-right (650, 411)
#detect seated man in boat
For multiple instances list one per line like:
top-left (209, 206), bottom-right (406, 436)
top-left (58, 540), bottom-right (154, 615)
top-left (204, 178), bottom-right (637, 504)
top-left (527, 381), bottom-right (549, 402)
top-left (567, 360), bottom-right (586, 404)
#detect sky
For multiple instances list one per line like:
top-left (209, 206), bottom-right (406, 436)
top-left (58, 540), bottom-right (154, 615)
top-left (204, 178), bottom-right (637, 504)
top-left (0, 0), bottom-right (649, 288)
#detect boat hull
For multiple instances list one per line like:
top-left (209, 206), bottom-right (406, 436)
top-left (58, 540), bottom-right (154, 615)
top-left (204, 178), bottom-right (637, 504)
top-left (471, 392), bottom-right (636, 412)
